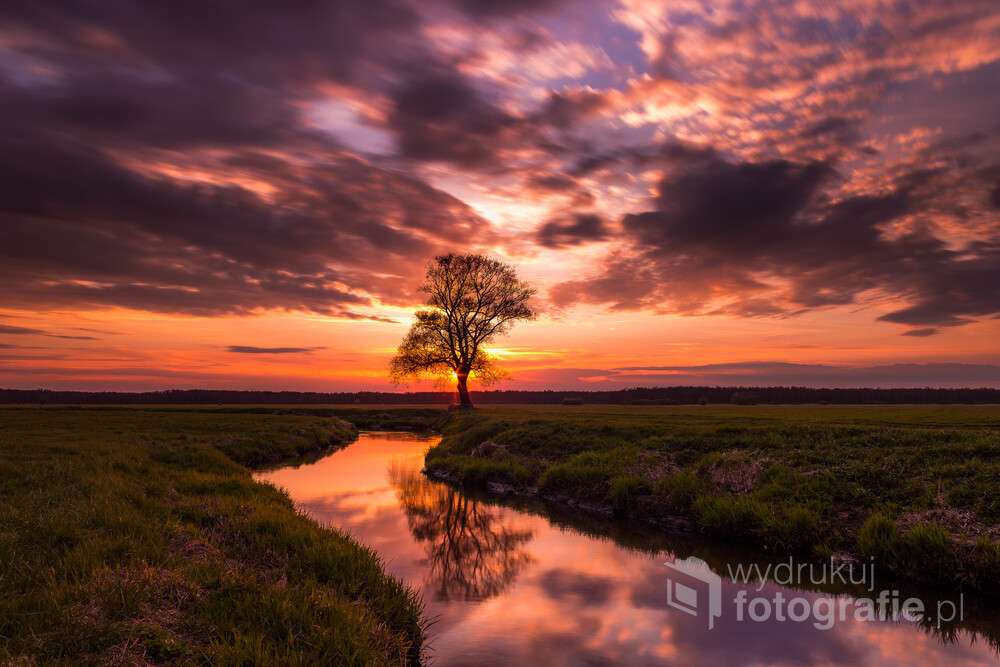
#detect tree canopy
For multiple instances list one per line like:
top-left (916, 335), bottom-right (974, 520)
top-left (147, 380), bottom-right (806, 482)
top-left (390, 254), bottom-right (535, 407)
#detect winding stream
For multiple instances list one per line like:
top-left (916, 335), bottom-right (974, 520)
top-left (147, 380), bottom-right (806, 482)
top-left (256, 432), bottom-right (999, 666)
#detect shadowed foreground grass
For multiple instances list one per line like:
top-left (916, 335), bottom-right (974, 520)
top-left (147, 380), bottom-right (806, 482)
top-left (0, 407), bottom-right (424, 665)
top-left (426, 404), bottom-right (1000, 593)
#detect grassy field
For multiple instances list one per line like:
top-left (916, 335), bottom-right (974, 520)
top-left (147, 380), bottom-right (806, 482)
top-left (46, 404), bottom-right (451, 433)
top-left (0, 407), bottom-right (426, 665)
top-left (4, 402), bottom-right (999, 663)
top-left (425, 404), bottom-right (1000, 592)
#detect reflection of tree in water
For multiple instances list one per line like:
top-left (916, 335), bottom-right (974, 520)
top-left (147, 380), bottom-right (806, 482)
top-left (389, 461), bottom-right (534, 601)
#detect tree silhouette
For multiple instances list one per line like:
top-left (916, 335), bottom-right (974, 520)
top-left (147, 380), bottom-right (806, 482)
top-left (389, 462), bottom-right (534, 601)
top-left (389, 254), bottom-right (535, 408)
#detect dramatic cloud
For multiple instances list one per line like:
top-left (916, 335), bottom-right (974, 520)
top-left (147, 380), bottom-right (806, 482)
top-left (0, 131), bottom-right (488, 315)
top-left (4, 2), bottom-right (996, 320)
top-left (0, 1), bottom-right (423, 89)
top-left (0, 1), bottom-right (998, 390)
top-left (536, 214), bottom-right (609, 248)
top-left (388, 72), bottom-right (525, 168)
top-left (534, 89), bottom-right (611, 129)
top-left (553, 145), bottom-right (1000, 329)
top-left (623, 149), bottom-right (833, 257)
top-left (0, 1), bottom-right (493, 317)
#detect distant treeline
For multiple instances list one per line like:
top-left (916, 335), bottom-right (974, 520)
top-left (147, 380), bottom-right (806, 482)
top-left (2, 387), bottom-right (1000, 405)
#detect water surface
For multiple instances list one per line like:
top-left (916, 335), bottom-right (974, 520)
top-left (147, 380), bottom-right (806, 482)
top-left (257, 432), bottom-right (999, 666)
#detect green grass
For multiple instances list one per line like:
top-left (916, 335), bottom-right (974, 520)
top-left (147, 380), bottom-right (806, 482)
top-left (0, 407), bottom-right (426, 665)
top-left (425, 404), bottom-right (1000, 592)
top-left (5, 401), bottom-right (999, 662)
top-left (46, 404), bottom-right (451, 434)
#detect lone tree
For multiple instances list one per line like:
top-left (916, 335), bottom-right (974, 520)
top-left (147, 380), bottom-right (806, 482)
top-left (390, 254), bottom-right (535, 408)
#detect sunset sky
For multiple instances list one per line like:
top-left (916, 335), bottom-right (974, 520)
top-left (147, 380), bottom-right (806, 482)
top-left (2, 1), bottom-right (999, 391)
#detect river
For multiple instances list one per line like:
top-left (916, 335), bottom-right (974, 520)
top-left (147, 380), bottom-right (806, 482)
top-left (256, 432), bottom-right (999, 666)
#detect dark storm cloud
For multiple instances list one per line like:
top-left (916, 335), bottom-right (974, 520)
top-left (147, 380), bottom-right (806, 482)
top-left (526, 173), bottom-right (579, 192)
top-left (534, 89), bottom-right (610, 130)
top-left (0, 50), bottom-right (312, 154)
top-left (227, 346), bottom-right (324, 355)
top-left (798, 116), bottom-right (863, 147)
top-left (0, 1), bottom-right (421, 87)
top-left (388, 76), bottom-right (610, 169)
top-left (525, 171), bottom-right (596, 206)
top-left (388, 71), bottom-right (529, 168)
top-left (536, 214), bottom-right (609, 248)
top-left (569, 145), bottom-right (658, 177)
top-left (623, 151), bottom-right (834, 256)
top-left (553, 145), bottom-right (1000, 328)
top-left (0, 130), bottom-right (487, 314)
top-left (0, 3), bottom-right (496, 316)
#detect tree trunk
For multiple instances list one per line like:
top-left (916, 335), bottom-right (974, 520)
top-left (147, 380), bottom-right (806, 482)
top-left (456, 372), bottom-right (473, 408)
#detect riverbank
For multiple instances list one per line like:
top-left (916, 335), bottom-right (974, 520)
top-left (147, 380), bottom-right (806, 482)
top-left (6, 403), bottom-right (999, 662)
top-left (424, 405), bottom-right (1000, 594)
top-left (0, 407), bottom-right (424, 665)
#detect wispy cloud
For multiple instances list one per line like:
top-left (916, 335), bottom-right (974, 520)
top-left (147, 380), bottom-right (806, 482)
top-left (226, 346), bottom-right (326, 355)
top-left (0, 324), bottom-right (99, 340)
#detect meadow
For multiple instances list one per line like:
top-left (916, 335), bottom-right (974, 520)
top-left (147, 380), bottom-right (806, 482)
top-left (4, 403), bottom-right (1000, 665)
top-left (426, 404), bottom-right (1000, 592)
top-left (0, 407), bottom-right (426, 665)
